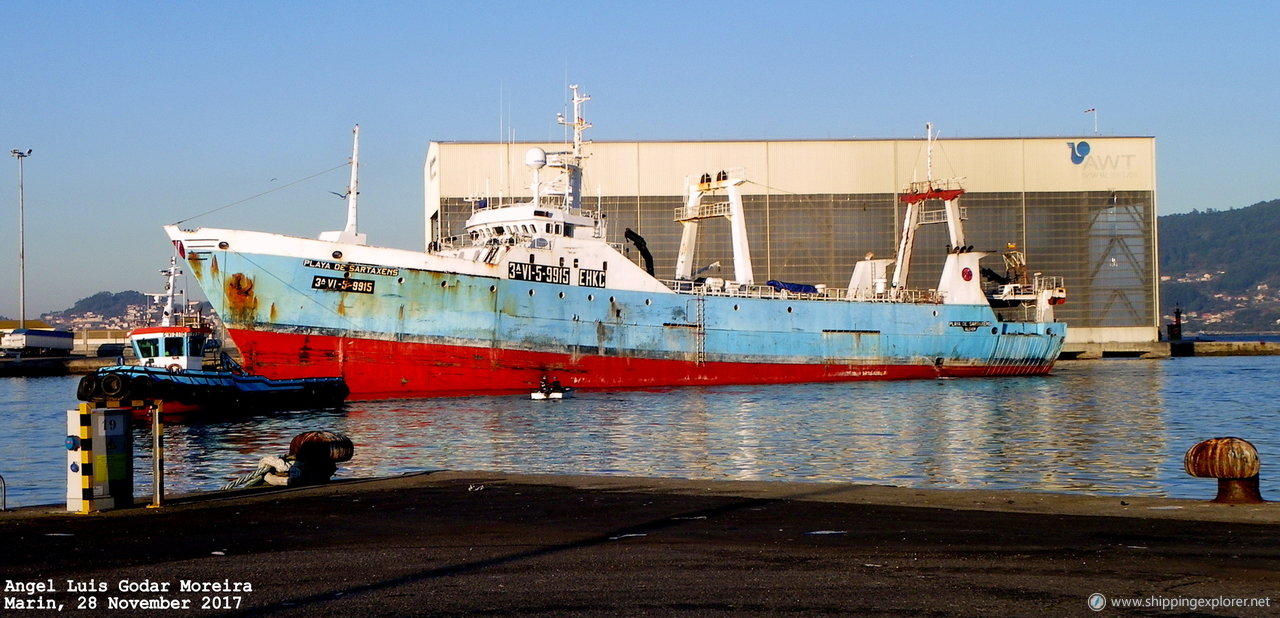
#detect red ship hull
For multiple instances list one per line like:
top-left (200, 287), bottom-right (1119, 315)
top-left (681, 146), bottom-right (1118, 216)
top-left (229, 328), bottom-right (1054, 400)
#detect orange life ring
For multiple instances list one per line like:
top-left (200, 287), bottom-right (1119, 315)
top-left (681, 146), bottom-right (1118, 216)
top-left (167, 363), bottom-right (183, 373)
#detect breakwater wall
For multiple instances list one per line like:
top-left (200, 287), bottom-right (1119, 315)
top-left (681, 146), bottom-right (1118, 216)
top-left (1171, 340), bottom-right (1280, 357)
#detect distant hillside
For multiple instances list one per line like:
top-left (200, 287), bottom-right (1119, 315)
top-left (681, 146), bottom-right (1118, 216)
top-left (38, 290), bottom-right (215, 331)
top-left (1159, 199), bottom-right (1280, 332)
top-left (59, 290), bottom-right (148, 318)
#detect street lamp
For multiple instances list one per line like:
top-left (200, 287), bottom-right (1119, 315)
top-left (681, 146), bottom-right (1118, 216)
top-left (10, 149), bottom-right (31, 329)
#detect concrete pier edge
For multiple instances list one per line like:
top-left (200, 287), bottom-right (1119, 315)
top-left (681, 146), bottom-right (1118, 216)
top-left (3, 469), bottom-right (1277, 524)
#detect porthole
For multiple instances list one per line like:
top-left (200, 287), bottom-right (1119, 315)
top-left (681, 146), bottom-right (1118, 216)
top-left (490, 285), bottom-right (497, 293)
top-left (644, 299), bottom-right (651, 305)
top-left (787, 307), bottom-right (793, 313)
top-left (609, 296), bottom-right (615, 303)
top-left (559, 291), bottom-right (566, 299)
top-left (218, 241), bottom-right (229, 249)
top-left (587, 294), bottom-right (594, 301)
top-left (733, 304), bottom-right (739, 311)
top-left (992, 327), bottom-right (999, 335)
top-left (528, 289), bottom-right (535, 297)
top-left (332, 250), bottom-right (342, 259)
top-left (397, 277), bottom-right (405, 284)
top-left (440, 281), bottom-right (448, 288)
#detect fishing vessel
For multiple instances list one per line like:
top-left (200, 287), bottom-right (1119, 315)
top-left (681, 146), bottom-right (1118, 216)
top-left (76, 257), bottom-right (348, 414)
top-left (164, 86), bottom-right (1067, 400)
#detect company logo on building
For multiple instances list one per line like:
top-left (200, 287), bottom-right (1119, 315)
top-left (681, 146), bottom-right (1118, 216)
top-left (1067, 140), bottom-right (1139, 179)
top-left (1068, 141), bottom-right (1091, 165)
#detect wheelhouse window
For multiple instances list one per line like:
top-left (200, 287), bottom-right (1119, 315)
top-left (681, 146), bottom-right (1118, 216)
top-left (164, 336), bottom-right (185, 357)
top-left (135, 338), bottom-right (160, 358)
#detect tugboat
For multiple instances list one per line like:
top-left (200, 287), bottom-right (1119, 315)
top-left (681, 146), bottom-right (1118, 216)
top-left (76, 256), bottom-right (349, 414)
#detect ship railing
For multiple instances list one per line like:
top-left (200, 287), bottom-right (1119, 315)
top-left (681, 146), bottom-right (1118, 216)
top-left (673, 200), bottom-right (732, 222)
top-left (918, 206), bottom-right (966, 224)
top-left (431, 235), bottom-right (466, 251)
top-left (903, 178), bottom-right (965, 194)
top-left (1033, 275), bottom-right (1065, 291)
top-left (537, 194), bottom-right (571, 209)
top-left (467, 192), bottom-right (577, 214)
top-left (177, 315), bottom-right (206, 328)
top-left (659, 280), bottom-right (942, 304)
top-left (431, 234), bottom-right (540, 252)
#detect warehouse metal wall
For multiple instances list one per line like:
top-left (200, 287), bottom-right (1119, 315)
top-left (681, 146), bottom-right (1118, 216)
top-left (426, 137), bottom-right (1158, 344)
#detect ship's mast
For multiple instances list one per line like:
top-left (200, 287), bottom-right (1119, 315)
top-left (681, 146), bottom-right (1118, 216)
top-left (344, 124), bottom-right (360, 236)
top-left (892, 123), bottom-right (967, 296)
top-left (148, 256), bottom-right (183, 328)
top-left (553, 85), bottom-right (591, 210)
top-left (559, 84), bottom-right (592, 163)
top-left (925, 121), bottom-right (935, 183)
top-left (319, 125), bottom-right (368, 244)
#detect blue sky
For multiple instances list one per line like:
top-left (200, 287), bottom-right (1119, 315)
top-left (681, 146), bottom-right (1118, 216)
top-left (2, 1), bottom-right (1278, 316)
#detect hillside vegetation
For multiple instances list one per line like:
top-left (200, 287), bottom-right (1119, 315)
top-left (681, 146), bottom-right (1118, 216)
top-left (1159, 199), bottom-right (1280, 332)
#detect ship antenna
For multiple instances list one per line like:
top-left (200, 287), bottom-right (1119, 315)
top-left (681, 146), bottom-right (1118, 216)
top-left (925, 122), bottom-right (935, 183)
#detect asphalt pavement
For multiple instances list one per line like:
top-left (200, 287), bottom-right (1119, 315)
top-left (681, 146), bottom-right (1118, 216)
top-left (3, 471), bottom-right (1279, 616)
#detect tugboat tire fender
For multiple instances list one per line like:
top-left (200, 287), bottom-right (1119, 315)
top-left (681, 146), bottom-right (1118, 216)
top-left (100, 373), bottom-right (129, 399)
top-left (76, 375), bottom-right (99, 401)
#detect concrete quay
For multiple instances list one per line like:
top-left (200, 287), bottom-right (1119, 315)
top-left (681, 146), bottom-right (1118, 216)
top-left (3, 471), bottom-right (1279, 616)
top-left (1062, 339), bottom-right (1280, 359)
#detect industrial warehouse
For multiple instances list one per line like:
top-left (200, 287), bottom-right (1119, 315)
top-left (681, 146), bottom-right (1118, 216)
top-left (423, 135), bottom-right (1160, 357)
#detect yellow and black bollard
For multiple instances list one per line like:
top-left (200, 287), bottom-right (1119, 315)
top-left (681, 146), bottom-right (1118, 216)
top-left (65, 403), bottom-right (132, 513)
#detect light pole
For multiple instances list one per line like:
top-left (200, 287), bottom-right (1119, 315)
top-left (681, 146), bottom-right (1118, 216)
top-left (10, 149), bottom-right (31, 329)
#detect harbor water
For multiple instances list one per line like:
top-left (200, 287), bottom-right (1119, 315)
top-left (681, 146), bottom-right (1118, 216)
top-left (2, 354), bottom-right (1278, 508)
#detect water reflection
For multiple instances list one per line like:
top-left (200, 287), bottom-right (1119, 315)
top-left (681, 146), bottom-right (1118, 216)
top-left (9, 355), bottom-right (1280, 507)
top-left (128, 359), bottom-right (1202, 499)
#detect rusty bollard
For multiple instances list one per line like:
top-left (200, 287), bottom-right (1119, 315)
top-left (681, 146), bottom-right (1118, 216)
top-left (1184, 437), bottom-right (1264, 504)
